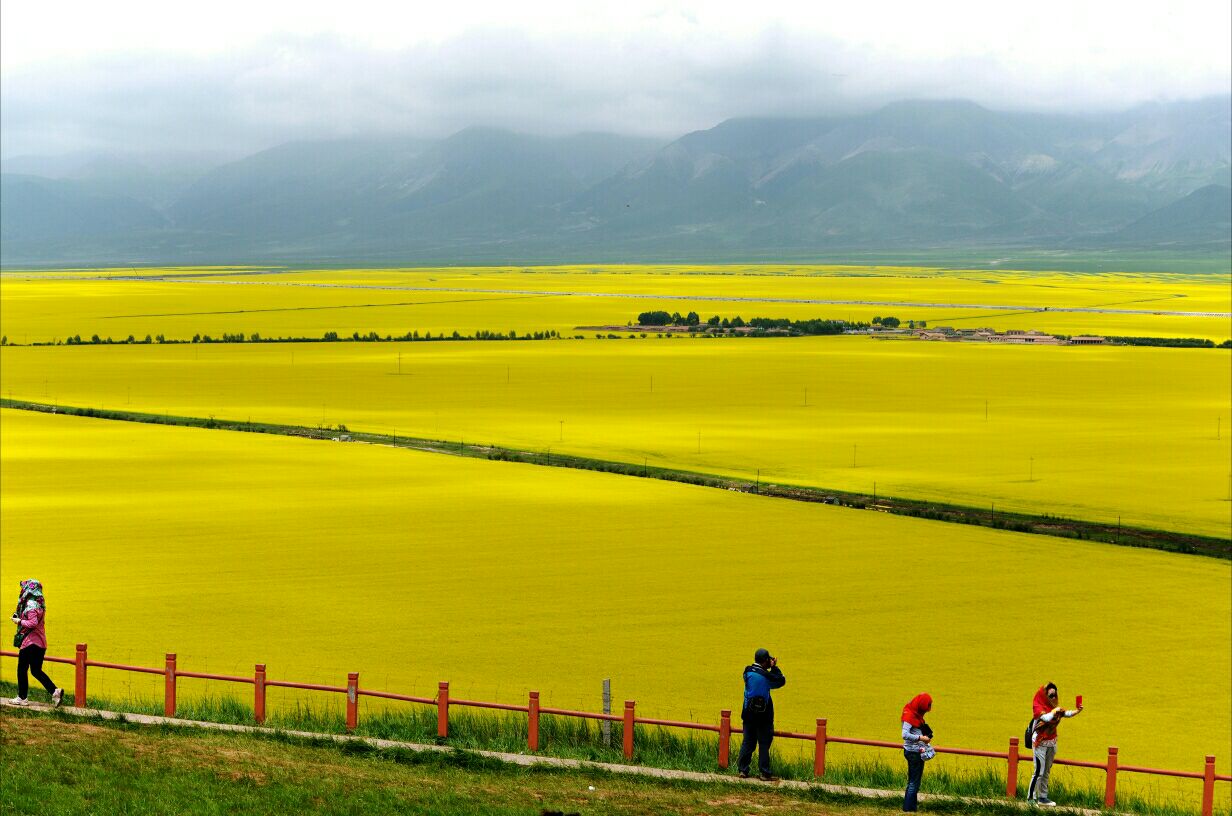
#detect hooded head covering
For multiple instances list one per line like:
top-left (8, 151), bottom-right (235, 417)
top-left (18, 579), bottom-right (45, 611)
top-left (1032, 683), bottom-right (1058, 718)
top-left (902, 693), bottom-right (932, 727)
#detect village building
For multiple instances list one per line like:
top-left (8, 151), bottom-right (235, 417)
top-left (913, 327), bottom-right (1107, 346)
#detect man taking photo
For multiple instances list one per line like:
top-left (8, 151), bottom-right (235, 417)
top-left (737, 648), bottom-right (786, 781)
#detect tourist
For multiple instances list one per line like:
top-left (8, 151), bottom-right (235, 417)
top-left (901, 693), bottom-right (934, 811)
top-left (9, 579), bottom-right (63, 707)
top-left (737, 648), bottom-right (786, 781)
top-left (1027, 683), bottom-right (1083, 807)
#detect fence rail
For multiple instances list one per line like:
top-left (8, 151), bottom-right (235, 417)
top-left (3, 645), bottom-right (1228, 815)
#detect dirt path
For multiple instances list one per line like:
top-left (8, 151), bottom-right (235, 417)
top-left (1, 700), bottom-right (1103, 815)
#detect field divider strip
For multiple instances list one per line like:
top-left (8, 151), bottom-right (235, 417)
top-left (75, 274), bottom-right (1232, 317)
top-left (1, 397), bottom-right (1227, 558)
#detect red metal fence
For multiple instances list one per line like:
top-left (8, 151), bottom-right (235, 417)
top-left (3, 645), bottom-right (1228, 815)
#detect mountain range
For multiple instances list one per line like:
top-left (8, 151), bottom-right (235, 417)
top-left (2, 97), bottom-right (1228, 264)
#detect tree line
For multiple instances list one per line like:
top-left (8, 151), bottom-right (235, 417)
top-left (1106, 336), bottom-right (1230, 348)
top-left (634, 311), bottom-right (907, 335)
top-left (7, 329), bottom-right (569, 346)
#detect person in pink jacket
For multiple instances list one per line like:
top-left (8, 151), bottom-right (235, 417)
top-left (9, 579), bottom-right (63, 707)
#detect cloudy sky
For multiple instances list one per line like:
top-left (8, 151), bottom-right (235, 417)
top-left (2, 0), bottom-right (1229, 159)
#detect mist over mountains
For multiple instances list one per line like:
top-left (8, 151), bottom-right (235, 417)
top-left (2, 97), bottom-right (1228, 265)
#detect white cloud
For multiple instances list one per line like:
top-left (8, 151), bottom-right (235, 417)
top-left (2, 0), bottom-right (1228, 157)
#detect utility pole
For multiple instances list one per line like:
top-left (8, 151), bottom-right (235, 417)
top-left (1030, 457), bottom-right (1034, 482)
top-left (559, 420), bottom-right (564, 442)
top-left (397, 351), bottom-right (401, 375)
top-left (803, 387), bottom-right (808, 406)
top-left (852, 443), bottom-right (857, 468)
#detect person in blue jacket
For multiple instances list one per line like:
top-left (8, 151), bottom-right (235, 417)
top-left (737, 648), bottom-right (786, 780)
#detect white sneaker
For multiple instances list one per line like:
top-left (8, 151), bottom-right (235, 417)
top-left (7, 697), bottom-right (28, 706)
top-left (1036, 800), bottom-right (1058, 808)
top-left (52, 688), bottom-right (63, 707)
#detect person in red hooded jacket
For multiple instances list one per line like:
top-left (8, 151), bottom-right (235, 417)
top-left (900, 694), bottom-right (933, 812)
top-left (1027, 682), bottom-right (1082, 807)
top-left (9, 579), bottom-right (63, 707)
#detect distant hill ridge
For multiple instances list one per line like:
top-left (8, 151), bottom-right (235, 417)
top-left (2, 96), bottom-right (1228, 263)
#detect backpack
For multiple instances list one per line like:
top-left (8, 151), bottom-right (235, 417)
top-left (744, 667), bottom-right (770, 714)
top-left (1025, 718), bottom-right (1037, 746)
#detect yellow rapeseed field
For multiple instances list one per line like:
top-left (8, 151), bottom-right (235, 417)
top-left (1, 409), bottom-right (1229, 794)
top-left (1, 265), bottom-right (1228, 341)
top-left (3, 336), bottom-right (1228, 536)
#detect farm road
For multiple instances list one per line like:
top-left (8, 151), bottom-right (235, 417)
top-left (99, 293), bottom-right (555, 319)
top-left (92, 274), bottom-right (1232, 317)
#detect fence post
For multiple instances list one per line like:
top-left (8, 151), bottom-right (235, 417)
top-left (623, 700), bottom-right (635, 760)
top-left (437, 682), bottom-right (450, 738)
top-left (1006, 737), bottom-right (1020, 798)
top-left (528, 691), bottom-right (540, 752)
top-left (718, 709), bottom-right (731, 769)
top-left (1202, 755), bottom-right (1215, 816)
top-left (254, 664), bottom-right (266, 725)
top-left (74, 643), bottom-right (87, 708)
top-left (164, 653), bottom-right (177, 717)
top-left (601, 678), bottom-right (612, 746)
top-left (346, 672), bottom-right (359, 731)
top-left (815, 718), bottom-right (827, 777)
top-left (1104, 746), bottom-right (1118, 810)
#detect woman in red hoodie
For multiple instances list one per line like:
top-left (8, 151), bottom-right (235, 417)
top-left (901, 694), bottom-right (933, 812)
top-left (9, 579), bottom-right (63, 707)
top-left (1027, 682), bottom-right (1082, 807)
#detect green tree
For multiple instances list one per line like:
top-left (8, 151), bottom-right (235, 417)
top-left (637, 310), bottom-right (673, 326)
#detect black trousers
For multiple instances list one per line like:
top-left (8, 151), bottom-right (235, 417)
top-left (903, 749), bottom-right (925, 812)
top-left (17, 645), bottom-right (57, 699)
top-left (737, 709), bottom-right (774, 775)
